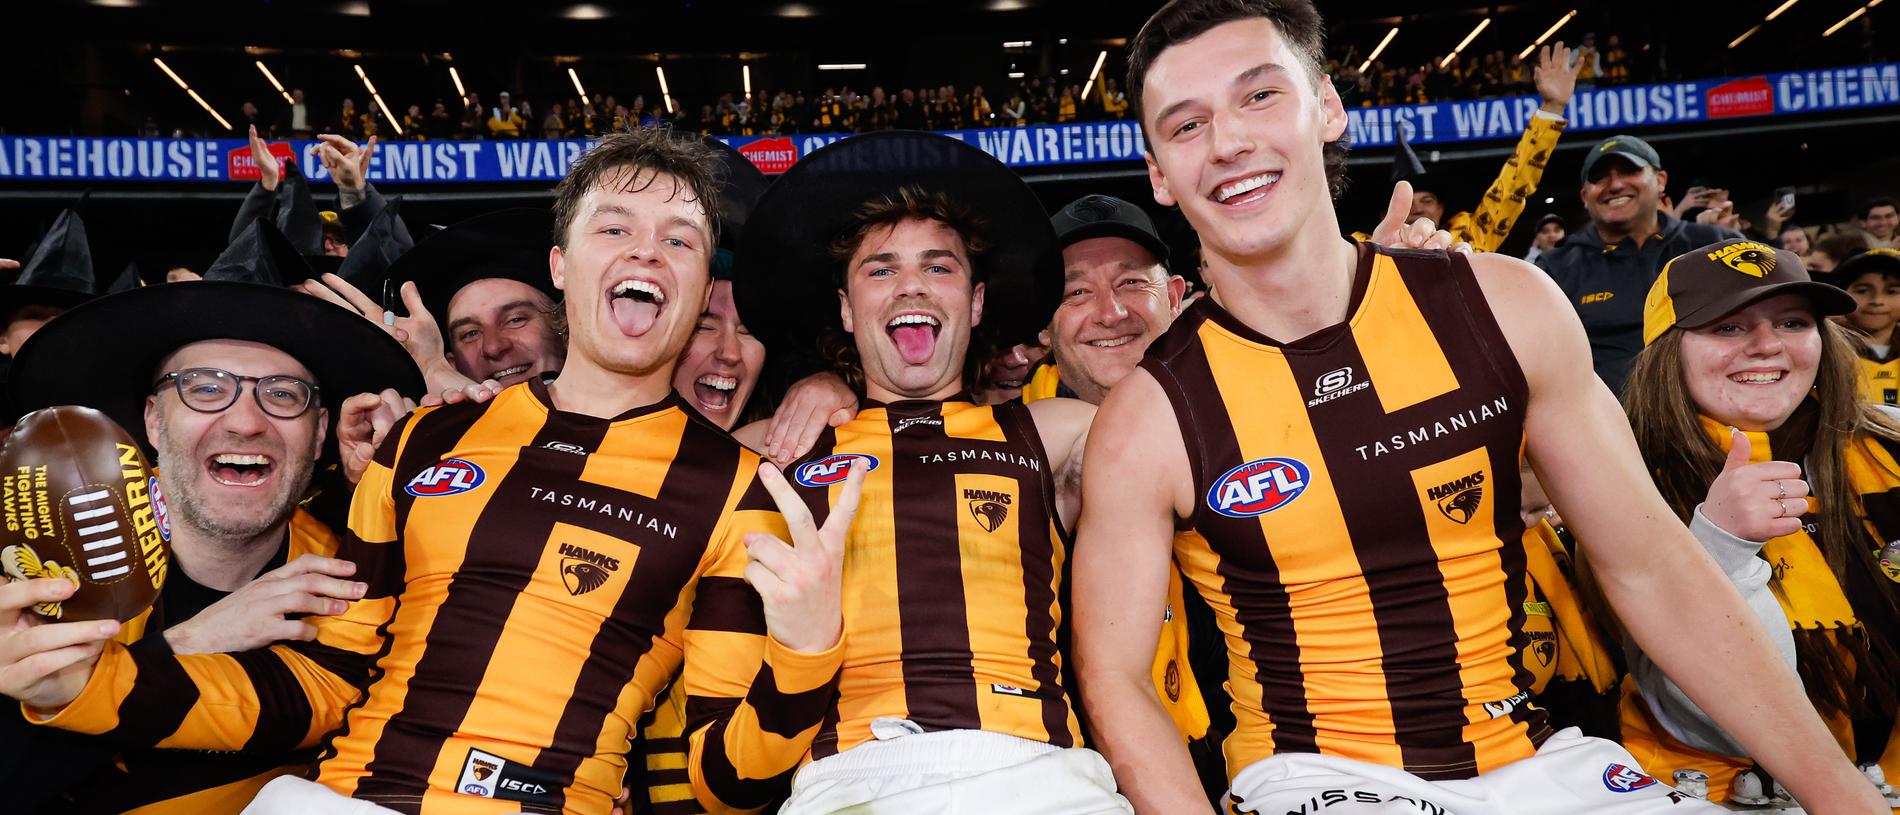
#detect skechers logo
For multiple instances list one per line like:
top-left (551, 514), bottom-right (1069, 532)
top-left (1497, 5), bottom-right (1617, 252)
top-left (542, 441), bottom-right (586, 455)
top-left (795, 454), bottom-right (878, 487)
top-left (1307, 367), bottom-right (1368, 407)
top-left (1427, 470), bottom-right (1485, 524)
top-left (405, 459), bottom-right (486, 497)
top-left (1207, 458), bottom-right (1310, 518)
top-left (965, 489), bottom-right (1011, 532)
top-left (894, 416), bottom-right (943, 433)
top-left (558, 543), bottom-right (621, 596)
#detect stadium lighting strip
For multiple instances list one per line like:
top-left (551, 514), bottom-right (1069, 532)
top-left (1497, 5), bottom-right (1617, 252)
top-left (568, 67), bottom-right (590, 107)
top-left (818, 63), bottom-right (868, 70)
top-left (1517, 9), bottom-right (1577, 60)
top-left (1358, 26), bottom-right (1399, 74)
top-left (656, 66), bottom-right (675, 113)
top-left (353, 64), bottom-right (404, 136)
top-left (1731, 0), bottom-right (1805, 47)
top-left (1080, 50), bottom-right (1109, 100)
top-left (448, 65), bottom-right (467, 99)
top-left (1439, 18), bottom-right (1491, 69)
top-left (152, 57), bottom-right (233, 131)
top-left (1825, 0), bottom-right (1886, 37)
top-left (743, 64), bottom-right (752, 95)
top-left (254, 60), bottom-right (294, 105)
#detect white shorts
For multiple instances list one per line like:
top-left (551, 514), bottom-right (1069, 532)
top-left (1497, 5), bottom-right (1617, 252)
top-left (1225, 728), bottom-right (1722, 815)
top-left (777, 718), bottom-right (1134, 815)
top-left (241, 776), bottom-right (402, 815)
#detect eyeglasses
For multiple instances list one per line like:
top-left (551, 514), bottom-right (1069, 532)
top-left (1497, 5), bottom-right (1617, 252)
top-left (152, 367), bottom-right (320, 420)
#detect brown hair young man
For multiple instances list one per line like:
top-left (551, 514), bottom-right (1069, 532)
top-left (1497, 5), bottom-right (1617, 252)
top-left (1071, 2), bottom-right (1888, 813)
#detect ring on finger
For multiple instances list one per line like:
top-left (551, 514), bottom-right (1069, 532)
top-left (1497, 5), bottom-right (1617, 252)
top-left (1776, 479), bottom-right (1786, 499)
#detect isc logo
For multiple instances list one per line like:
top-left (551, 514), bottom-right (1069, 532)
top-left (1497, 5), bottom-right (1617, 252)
top-left (405, 459), bottom-right (487, 497)
top-left (1601, 763), bottom-right (1657, 794)
top-left (795, 454), bottom-right (878, 487)
top-left (1207, 457), bottom-right (1310, 517)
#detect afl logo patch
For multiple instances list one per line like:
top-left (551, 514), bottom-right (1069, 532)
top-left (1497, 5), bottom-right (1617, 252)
top-left (405, 458), bottom-right (487, 497)
top-left (149, 477), bottom-right (172, 543)
top-left (795, 454), bottom-right (877, 488)
top-left (1602, 763), bottom-right (1657, 793)
top-left (1207, 457), bottom-right (1310, 517)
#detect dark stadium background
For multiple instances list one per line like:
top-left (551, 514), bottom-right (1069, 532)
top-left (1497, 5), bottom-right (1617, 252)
top-left (0, 0), bottom-right (1894, 271)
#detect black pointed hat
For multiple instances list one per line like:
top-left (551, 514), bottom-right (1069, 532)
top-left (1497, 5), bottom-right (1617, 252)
top-left (386, 208), bottom-right (557, 334)
top-left (276, 159), bottom-right (326, 257)
top-left (106, 261), bottom-right (145, 294)
top-left (334, 197), bottom-right (415, 300)
top-left (704, 137), bottom-right (770, 249)
top-left (1390, 121), bottom-right (1429, 186)
top-left (2, 201), bottom-right (97, 318)
top-left (204, 218), bottom-right (316, 287)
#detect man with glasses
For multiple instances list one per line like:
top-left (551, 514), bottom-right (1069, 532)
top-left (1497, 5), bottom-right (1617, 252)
top-left (0, 278), bottom-right (422, 814)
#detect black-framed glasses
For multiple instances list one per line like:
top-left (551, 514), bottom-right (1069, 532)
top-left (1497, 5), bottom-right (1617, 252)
top-left (152, 368), bottom-right (320, 419)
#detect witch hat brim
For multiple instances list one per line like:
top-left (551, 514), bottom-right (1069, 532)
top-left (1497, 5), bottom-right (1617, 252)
top-left (385, 208), bottom-right (557, 333)
top-left (7, 281), bottom-right (425, 464)
top-left (205, 219), bottom-right (317, 287)
top-left (732, 130), bottom-right (1060, 359)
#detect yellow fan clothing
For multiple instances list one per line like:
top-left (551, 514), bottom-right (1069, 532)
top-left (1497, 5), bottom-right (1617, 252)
top-left (1860, 342), bottom-right (1900, 406)
top-left (1620, 414), bottom-right (1900, 804)
top-left (1145, 243), bottom-right (1550, 782)
top-left (27, 380), bottom-right (841, 815)
top-left (1349, 113), bottom-right (1561, 254)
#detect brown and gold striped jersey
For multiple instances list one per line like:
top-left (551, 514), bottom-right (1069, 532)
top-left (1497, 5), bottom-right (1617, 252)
top-left (1144, 243), bottom-right (1548, 782)
top-left (30, 380), bottom-right (840, 815)
top-left (751, 398), bottom-right (1080, 759)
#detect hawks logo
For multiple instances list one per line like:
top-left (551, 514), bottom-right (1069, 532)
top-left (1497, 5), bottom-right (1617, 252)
top-left (1708, 241), bottom-right (1778, 277)
top-left (557, 543), bottom-right (620, 596)
top-left (1602, 763), bottom-right (1658, 793)
top-left (471, 757), bottom-right (499, 781)
top-left (1426, 470), bottom-right (1485, 524)
top-left (405, 459), bottom-right (486, 497)
top-left (2, 544), bottom-right (80, 618)
top-left (964, 488), bottom-right (1011, 533)
top-left (1207, 458), bottom-right (1310, 518)
top-left (795, 454), bottom-right (877, 487)
top-left (1528, 629), bottom-right (1557, 666)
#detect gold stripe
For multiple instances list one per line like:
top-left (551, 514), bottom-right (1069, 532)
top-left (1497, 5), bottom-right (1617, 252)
top-left (830, 411), bottom-right (903, 754)
top-left (1352, 255), bottom-right (1459, 413)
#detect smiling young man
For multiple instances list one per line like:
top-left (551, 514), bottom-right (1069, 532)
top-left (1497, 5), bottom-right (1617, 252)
top-left (1071, 2), bottom-right (1887, 814)
top-left (1, 128), bottom-right (853, 815)
top-left (730, 131), bottom-right (1125, 814)
top-left (0, 275), bottom-right (423, 814)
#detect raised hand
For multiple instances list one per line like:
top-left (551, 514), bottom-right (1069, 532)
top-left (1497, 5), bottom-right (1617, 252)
top-left (316, 133), bottom-right (377, 202)
top-left (742, 458), bottom-right (866, 653)
top-left (338, 388), bottom-right (417, 484)
top-left (1370, 180), bottom-right (1471, 254)
top-left (1703, 429), bottom-right (1809, 542)
top-left (248, 125), bottom-right (281, 191)
top-left (764, 371), bottom-right (859, 466)
top-left (1536, 41), bottom-right (1581, 115)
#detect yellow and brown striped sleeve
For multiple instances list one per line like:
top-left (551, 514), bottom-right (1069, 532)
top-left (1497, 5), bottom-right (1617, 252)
top-left (1462, 112), bottom-right (1564, 253)
top-left (23, 415), bottom-right (417, 753)
top-left (683, 474), bottom-right (842, 813)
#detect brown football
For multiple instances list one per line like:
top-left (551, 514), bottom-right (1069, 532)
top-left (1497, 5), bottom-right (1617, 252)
top-left (0, 406), bottom-right (169, 622)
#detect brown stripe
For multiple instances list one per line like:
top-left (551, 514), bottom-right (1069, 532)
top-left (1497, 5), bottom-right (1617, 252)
top-left (543, 414), bottom-right (742, 811)
top-left (105, 640), bottom-right (201, 746)
top-left (1168, 339), bottom-right (1321, 755)
top-left (743, 661), bottom-right (840, 739)
top-left (356, 408), bottom-right (606, 802)
top-left (885, 402), bottom-right (983, 735)
top-left (686, 576), bottom-right (766, 635)
top-left (234, 649), bottom-right (317, 752)
top-left (996, 401), bottom-right (1074, 746)
top-left (334, 528), bottom-right (406, 600)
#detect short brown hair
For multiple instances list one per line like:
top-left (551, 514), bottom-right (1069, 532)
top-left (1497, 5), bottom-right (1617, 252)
top-left (550, 126), bottom-right (723, 250)
top-left (1126, 0), bottom-right (1349, 200)
top-left (827, 185), bottom-right (990, 288)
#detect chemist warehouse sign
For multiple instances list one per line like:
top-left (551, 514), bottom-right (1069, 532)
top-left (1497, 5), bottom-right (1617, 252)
top-left (1, 62), bottom-right (1893, 184)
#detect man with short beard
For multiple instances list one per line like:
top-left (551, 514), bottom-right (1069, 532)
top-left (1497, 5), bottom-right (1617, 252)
top-left (1535, 134), bottom-right (1739, 394)
top-left (0, 274), bottom-right (423, 814)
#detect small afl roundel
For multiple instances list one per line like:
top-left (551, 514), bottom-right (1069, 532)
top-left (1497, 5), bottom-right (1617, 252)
top-left (795, 454), bottom-right (878, 488)
top-left (1207, 457), bottom-right (1311, 518)
top-left (149, 477), bottom-right (173, 543)
top-left (1601, 763), bottom-right (1657, 793)
top-left (405, 458), bottom-right (487, 497)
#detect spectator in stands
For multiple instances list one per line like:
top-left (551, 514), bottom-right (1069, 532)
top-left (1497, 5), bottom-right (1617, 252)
top-left (280, 89), bottom-right (312, 138)
top-left (1100, 78), bottom-right (1129, 119)
top-left (401, 104), bottom-right (425, 139)
top-left (1525, 213), bottom-right (1567, 264)
top-left (333, 98), bottom-right (362, 139)
top-left (542, 102), bottom-right (566, 139)
top-left (1001, 90), bottom-right (1027, 126)
top-left (1838, 249), bottom-right (1900, 405)
top-left (424, 100), bottom-right (453, 140)
top-left (1392, 42), bottom-right (1579, 253)
top-left (966, 84), bottom-right (992, 127)
top-left (1808, 233), bottom-right (1869, 276)
top-left (459, 92), bottom-right (484, 139)
top-left (1573, 32), bottom-right (1601, 88)
top-left (487, 92), bottom-right (523, 138)
top-left (1777, 223), bottom-right (1812, 257)
top-left (1603, 34), bottom-right (1631, 84)
top-left (1537, 134), bottom-right (1744, 394)
top-left (1859, 197), bottom-right (1898, 249)
top-left (238, 101), bottom-right (266, 135)
top-left (1057, 84), bottom-right (1078, 122)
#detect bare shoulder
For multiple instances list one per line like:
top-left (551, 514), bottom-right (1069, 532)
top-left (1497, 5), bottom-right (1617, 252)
top-left (1461, 251), bottom-right (1591, 383)
top-left (1084, 367), bottom-right (1194, 517)
top-left (731, 418), bottom-right (768, 452)
top-left (1027, 396), bottom-right (1097, 469)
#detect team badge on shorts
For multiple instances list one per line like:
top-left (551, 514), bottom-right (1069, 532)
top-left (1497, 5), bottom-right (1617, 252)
top-left (1602, 763), bottom-right (1658, 793)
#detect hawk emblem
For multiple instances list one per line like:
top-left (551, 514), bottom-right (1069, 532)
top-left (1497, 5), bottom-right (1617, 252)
top-left (561, 560), bottom-right (611, 596)
top-left (3, 544), bottom-right (80, 618)
top-left (1437, 486), bottom-right (1484, 524)
top-left (970, 500), bottom-right (1010, 533)
top-left (471, 757), bottom-right (499, 781)
top-left (1708, 241), bottom-right (1778, 277)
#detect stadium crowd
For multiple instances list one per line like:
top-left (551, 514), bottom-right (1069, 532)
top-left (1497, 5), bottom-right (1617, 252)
top-left (0, 1), bottom-right (1898, 814)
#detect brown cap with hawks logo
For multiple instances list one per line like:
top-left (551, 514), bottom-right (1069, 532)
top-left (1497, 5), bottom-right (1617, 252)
top-left (1643, 238), bottom-right (1855, 346)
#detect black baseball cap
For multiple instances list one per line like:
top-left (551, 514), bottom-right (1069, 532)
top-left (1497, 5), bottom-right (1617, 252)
top-left (1050, 195), bottom-right (1170, 265)
top-left (1535, 212), bottom-right (1566, 230)
top-left (1580, 134), bottom-right (1662, 184)
top-left (1644, 238), bottom-right (1854, 346)
top-left (1832, 247), bottom-right (1900, 284)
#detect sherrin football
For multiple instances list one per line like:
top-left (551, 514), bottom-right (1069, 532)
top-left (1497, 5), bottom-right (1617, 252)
top-left (0, 406), bottom-right (170, 622)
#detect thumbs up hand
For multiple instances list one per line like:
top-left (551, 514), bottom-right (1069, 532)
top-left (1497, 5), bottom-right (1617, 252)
top-left (1702, 428), bottom-right (1809, 542)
